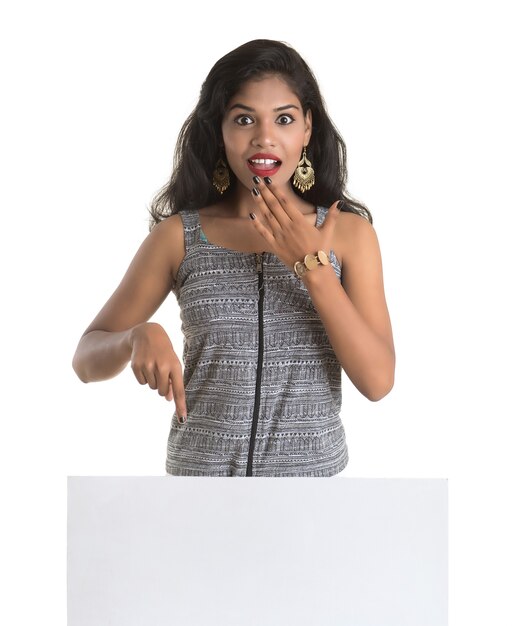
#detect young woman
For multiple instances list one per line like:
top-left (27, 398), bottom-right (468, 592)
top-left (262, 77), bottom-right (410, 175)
top-left (73, 39), bottom-right (395, 477)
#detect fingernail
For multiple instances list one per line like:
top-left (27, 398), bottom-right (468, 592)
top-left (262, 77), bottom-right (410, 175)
top-left (252, 175), bottom-right (261, 184)
top-left (337, 200), bottom-right (346, 211)
top-left (263, 176), bottom-right (272, 185)
top-left (178, 415), bottom-right (187, 424)
top-left (252, 187), bottom-right (260, 196)
top-left (249, 212), bottom-right (256, 220)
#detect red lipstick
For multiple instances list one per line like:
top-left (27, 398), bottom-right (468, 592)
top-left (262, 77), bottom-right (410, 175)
top-left (247, 153), bottom-right (282, 177)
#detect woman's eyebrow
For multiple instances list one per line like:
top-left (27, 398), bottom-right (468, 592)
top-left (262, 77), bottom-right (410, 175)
top-left (227, 103), bottom-right (300, 113)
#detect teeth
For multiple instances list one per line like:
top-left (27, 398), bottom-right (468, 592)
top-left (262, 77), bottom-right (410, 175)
top-left (250, 159), bottom-right (279, 165)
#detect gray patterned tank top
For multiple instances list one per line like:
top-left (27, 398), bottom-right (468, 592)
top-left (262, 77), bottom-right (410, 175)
top-left (166, 206), bottom-right (348, 476)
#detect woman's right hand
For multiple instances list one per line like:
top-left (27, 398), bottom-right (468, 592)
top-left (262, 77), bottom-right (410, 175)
top-left (129, 322), bottom-right (187, 423)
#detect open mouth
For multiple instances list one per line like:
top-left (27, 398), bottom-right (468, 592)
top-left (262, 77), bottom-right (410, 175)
top-left (247, 158), bottom-right (282, 176)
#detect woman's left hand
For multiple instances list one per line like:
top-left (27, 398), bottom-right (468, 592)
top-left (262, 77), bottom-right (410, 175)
top-left (249, 177), bottom-right (342, 271)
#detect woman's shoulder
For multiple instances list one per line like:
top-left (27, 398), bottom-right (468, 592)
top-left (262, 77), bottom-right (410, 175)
top-left (336, 209), bottom-right (375, 240)
top-left (333, 210), bottom-right (379, 266)
top-left (150, 213), bottom-right (184, 239)
top-left (148, 214), bottom-right (187, 275)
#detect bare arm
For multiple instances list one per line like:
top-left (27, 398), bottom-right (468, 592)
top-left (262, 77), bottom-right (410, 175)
top-left (72, 215), bottom-right (188, 416)
top-left (73, 328), bottom-right (136, 383)
top-left (249, 179), bottom-right (395, 401)
top-left (301, 213), bottom-right (395, 401)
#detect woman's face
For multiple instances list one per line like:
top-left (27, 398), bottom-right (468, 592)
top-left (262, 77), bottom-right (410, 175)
top-left (221, 75), bottom-right (312, 191)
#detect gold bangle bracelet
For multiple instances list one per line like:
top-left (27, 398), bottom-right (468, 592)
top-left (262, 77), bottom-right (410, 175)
top-left (293, 250), bottom-right (330, 278)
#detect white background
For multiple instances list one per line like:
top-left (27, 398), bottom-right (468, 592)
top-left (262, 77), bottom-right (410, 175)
top-left (1, 0), bottom-right (520, 624)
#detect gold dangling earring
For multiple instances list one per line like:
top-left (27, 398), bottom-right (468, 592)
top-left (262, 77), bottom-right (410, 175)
top-left (212, 157), bottom-right (230, 194)
top-left (292, 146), bottom-right (315, 193)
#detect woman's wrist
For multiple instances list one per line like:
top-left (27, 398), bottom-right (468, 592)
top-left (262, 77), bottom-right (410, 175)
top-left (293, 250), bottom-right (331, 279)
top-left (300, 261), bottom-right (336, 288)
top-left (129, 321), bottom-right (157, 340)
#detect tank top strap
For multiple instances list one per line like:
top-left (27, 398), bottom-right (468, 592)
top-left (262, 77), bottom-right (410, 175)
top-left (315, 205), bottom-right (329, 227)
top-left (178, 210), bottom-right (202, 250)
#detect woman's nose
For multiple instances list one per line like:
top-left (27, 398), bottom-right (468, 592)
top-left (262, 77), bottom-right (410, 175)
top-left (251, 119), bottom-right (276, 147)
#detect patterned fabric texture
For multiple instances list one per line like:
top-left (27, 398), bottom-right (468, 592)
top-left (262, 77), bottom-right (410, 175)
top-left (166, 206), bottom-right (348, 476)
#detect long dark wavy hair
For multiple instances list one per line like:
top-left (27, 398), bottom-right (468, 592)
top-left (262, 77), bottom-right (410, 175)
top-left (149, 39), bottom-right (371, 228)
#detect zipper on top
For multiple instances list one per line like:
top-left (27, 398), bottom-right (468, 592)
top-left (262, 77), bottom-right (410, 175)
top-left (246, 252), bottom-right (265, 476)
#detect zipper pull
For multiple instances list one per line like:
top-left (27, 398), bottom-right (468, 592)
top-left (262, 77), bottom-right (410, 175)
top-left (255, 252), bottom-right (263, 274)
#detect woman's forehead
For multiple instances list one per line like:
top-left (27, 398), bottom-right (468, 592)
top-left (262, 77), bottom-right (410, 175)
top-left (227, 75), bottom-right (301, 109)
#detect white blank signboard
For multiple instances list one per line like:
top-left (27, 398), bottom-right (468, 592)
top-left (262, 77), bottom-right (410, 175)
top-left (68, 477), bottom-right (447, 625)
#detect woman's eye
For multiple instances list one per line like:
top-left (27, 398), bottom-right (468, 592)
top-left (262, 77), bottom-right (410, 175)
top-left (278, 114), bottom-right (295, 125)
top-left (235, 115), bottom-right (254, 126)
top-left (233, 114), bottom-right (295, 126)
